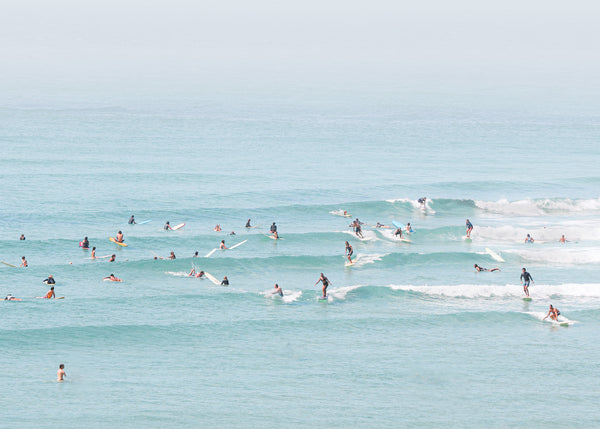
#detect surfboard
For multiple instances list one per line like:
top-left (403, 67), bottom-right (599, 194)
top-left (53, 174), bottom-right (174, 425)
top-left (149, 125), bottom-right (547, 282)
top-left (138, 219), bottom-right (152, 225)
top-left (172, 223), bottom-right (185, 230)
top-left (205, 248), bottom-right (218, 257)
top-left (1, 261), bottom-right (16, 267)
top-left (36, 296), bottom-right (65, 299)
top-left (245, 224), bottom-right (261, 229)
top-left (318, 296), bottom-right (328, 301)
top-left (485, 248), bottom-right (505, 262)
top-left (463, 236), bottom-right (472, 242)
top-left (398, 237), bottom-right (412, 243)
top-left (330, 210), bottom-right (351, 217)
top-left (344, 260), bottom-right (354, 267)
top-left (109, 237), bottom-right (127, 247)
top-left (86, 255), bottom-right (112, 260)
top-left (43, 281), bottom-right (57, 285)
top-left (204, 272), bottom-right (221, 286)
top-left (264, 234), bottom-right (282, 240)
top-left (392, 221), bottom-right (405, 229)
top-left (229, 239), bottom-right (248, 249)
top-left (523, 297), bottom-right (532, 301)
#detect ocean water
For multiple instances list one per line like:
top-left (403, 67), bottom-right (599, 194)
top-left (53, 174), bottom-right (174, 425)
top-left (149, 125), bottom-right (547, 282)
top-left (1, 94), bottom-right (599, 428)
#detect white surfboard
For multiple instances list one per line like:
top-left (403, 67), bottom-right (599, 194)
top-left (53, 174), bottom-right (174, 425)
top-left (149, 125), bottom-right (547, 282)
top-left (204, 272), bottom-right (221, 285)
top-left (205, 248), bottom-right (218, 258)
top-left (485, 248), bottom-right (505, 262)
top-left (229, 239), bottom-right (248, 249)
top-left (463, 236), bottom-right (472, 242)
top-left (172, 223), bottom-right (185, 230)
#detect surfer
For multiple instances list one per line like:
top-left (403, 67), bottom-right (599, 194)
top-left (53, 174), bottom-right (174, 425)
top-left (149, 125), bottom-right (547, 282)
top-left (246, 219), bottom-right (252, 228)
top-left (103, 274), bottom-right (122, 282)
top-left (116, 231), bottom-right (124, 243)
top-left (44, 286), bottom-right (56, 299)
top-left (128, 215), bottom-right (136, 224)
top-left (81, 237), bottom-right (89, 248)
top-left (188, 268), bottom-right (205, 278)
top-left (109, 254), bottom-right (116, 262)
top-left (57, 364), bottom-right (66, 382)
top-left (406, 223), bottom-right (413, 233)
top-left (230, 231), bottom-right (236, 235)
top-left (314, 273), bottom-right (331, 298)
top-left (19, 234), bottom-right (25, 240)
top-left (193, 251), bottom-right (199, 257)
top-left (214, 224), bottom-right (221, 232)
top-left (525, 234), bottom-right (534, 243)
top-left (270, 222), bottom-right (277, 234)
top-left (474, 264), bottom-right (500, 272)
top-left (271, 283), bottom-right (283, 297)
top-left (168, 251), bottom-right (176, 260)
top-left (418, 197), bottom-right (426, 209)
top-left (520, 268), bottom-right (534, 297)
top-left (20, 256), bottom-right (28, 267)
top-left (354, 221), bottom-right (364, 239)
top-left (91, 247), bottom-right (96, 259)
top-left (220, 240), bottom-right (227, 249)
top-left (375, 222), bottom-right (387, 228)
top-left (394, 228), bottom-right (403, 238)
top-left (164, 221), bottom-right (172, 231)
top-left (271, 231), bottom-right (279, 240)
top-left (465, 219), bottom-right (473, 238)
top-left (43, 275), bottom-right (56, 285)
top-left (543, 305), bottom-right (560, 321)
top-left (345, 241), bottom-right (354, 263)
top-left (221, 276), bottom-right (229, 286)
top-left (559, 235), bottom-right (568, 243)
top-left (4, 294), bottom-right (21, 301)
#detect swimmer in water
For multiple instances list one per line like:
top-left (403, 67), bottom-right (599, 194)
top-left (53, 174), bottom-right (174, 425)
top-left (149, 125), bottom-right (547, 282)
top-left (525, 234), bottom-right (534, 243)
top-left (214, 224), bottom-right (222, 232)
top-left (57, 364), bottom-right (66, 382)
top-left (314, 273), bottom-right (331, 298)
top-left (109, 254), bottom-right (116, 262)
top-left (193, 251), bottom-right (199, 257)
top-left (559, 235), bottom-right (568, 243)
top-left (19, 234), bottom-right (26, 240)
top-left (103, 274), bottom-right (122, 282)
top-left (271, 283), bottom-right (283, 297)
top-left (168, 251), bottom-right (176, 260)
top-left (81, 236), bottom-right (89, 248)
top-left (474, 264), bottom-right (500, 272)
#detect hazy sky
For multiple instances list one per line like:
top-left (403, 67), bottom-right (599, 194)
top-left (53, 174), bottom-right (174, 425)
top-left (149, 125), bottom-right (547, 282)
top-left (1, 0), bottom-right (598, 100)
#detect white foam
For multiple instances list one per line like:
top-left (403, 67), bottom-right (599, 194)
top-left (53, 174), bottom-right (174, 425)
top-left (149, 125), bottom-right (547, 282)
top-left (526, 311), bottom-right (577, 326)
top-left (385, 198), bottom-right (436, 214)
top-left (261, 289), bottom-right (303, 303)
top-left (388, 283), bottom-right (600, 299)
top-left (326, 284), bottom-right (364, 300)
top-left (340, 229), bottom-right (377, 241)
top-left (165, 271), bottom-right (190, 277)
top-left (506, 247), bottom-right (600, 265)
top-left (475, 197), bottom-right (600, 216)
top-left (349, 253), bottom-right (387, 267)
top-left (473, 222), bottom-right (600, 242)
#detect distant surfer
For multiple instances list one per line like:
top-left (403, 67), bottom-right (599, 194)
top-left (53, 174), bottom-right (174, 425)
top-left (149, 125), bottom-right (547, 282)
top-left (43, 275), bottom-right (56, 285)
top-left (406, 223), bottom-right (413, 233)
top-left (116, 231), bottom-right (124, 243)
top-left (520, 268), bottom-right (534, 297)
top-left (4, 294), bottom-right (21, 301)
top-left (394, 227), bottom-right (403, 238)
top-left (474, 264), bottom-right (500, 272)
top-left (193, 251), bottom-right (199, 257)
top-left (246, 219), bottom-right (252, 228)
top-left (230, 231), bottom-right (236, 235)
top-left (103, 274), bottom-right (122, 282)
top-left (375, 222), bottom-right (388, 228)
top-left (418, 197), bottom-right (426, 209)
top-left (271, 283), bottom-right (283, 297)
top-left (164, 221), bottom-right (172, 231)
top-left (271, 231), bottom-right (279, 240)
top-left (525, 234), bottom-right (534, 243)
top-left (465, 219), bottom-right (473, 238)
top-left (221, 276), bottom-right (229, 286)
top-left (109, 254), bottom-right (116, 262)
top-left (128, 215), bottom-right (136, 224)
top-left (214, 224), bottom-right (222, 232)
top-left (559, 235), bottom-right (568, 243)
top-left (353, 221), bottom-right (364, 239)
top-left (314, 273), bottom-right (331, 298)
top-left (57, 364), bottom-right (66, 382)
top-left (270, 222), bottom-right (277, 234)
top-left (81, 236), bottom-right (89, 248)
top-left (345, 241), bottom-right (354, 263)
top-left (91, 247), bottom-right (96, 259)
top-left (168, 251), bottom-right (176, 260)
top-left (220, 240), bottom-right (228, 249)
top-left (188, 268), bottom-right (204, 278)
top-left (543, 304), bottom-right (560, 321)
top-left (19, 234), bottom-right (25, 240)
top-left (20, 256), bottom-right (28, 267)
top-left (44, 286), bottom-right (56, 299)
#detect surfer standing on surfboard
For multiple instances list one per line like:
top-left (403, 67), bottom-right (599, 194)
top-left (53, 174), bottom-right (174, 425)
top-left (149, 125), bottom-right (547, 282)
top-left (520, 268), bottom-right (534, 297)
top-left (465, 219), bottom-right (473, 238)
top-left (345, 241), bottom-right (354, 263)
top-left (314, 273), bottom-right (331, 298)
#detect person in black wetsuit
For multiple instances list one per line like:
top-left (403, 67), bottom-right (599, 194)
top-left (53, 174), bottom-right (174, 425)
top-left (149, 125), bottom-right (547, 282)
top-left (221, 276), bottom-right (229, 286)
top-left (43, 275), bottom-right (56, 285)
top-left (270, 222), bottom-right (277, 233)
top-left (246, 219), bottom-right (252, 228)
top-left (520, 268), bottom-right (534, 297)
top-left (314, 273), bottom-right (331, 298)
top-left (128, 215), bottom-right (136, 224)
top-left (82, 237), bottom-right (89, 248)
top-left (418, 197), bottom-right (426, 209)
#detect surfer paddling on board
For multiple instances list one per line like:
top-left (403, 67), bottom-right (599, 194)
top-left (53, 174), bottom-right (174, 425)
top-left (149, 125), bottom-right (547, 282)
top-left (4, 294), bottom-right (21, 301)
top-left (103, 274), bottom-right (122, 282)
top-left (116, 231), bottom-right (124, 243)
top-left (465, 219), bottom-right (473, 238)
top-left (314, 273), bottom-right (331, 298)
top-left (188, 268), bottom-right (205, 278)
top-left (271, 283), bottom-right (283, 297)
top-left (543, 304), bottom-right (561, 321)
top-left (520, 268), bottom-right (534, 297)
top-left (474, 264), bottom-right (500, 272)
top-left (57, 364), bottom-right (66, 382)
top-left (345, 241), bottom-right (354, 263)
top-left (128, 215), bottom-right (136, 224)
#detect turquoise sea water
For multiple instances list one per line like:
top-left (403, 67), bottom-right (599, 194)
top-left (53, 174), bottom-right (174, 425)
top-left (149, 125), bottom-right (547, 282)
top-left (1, 93), bottom-right (599, 428)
